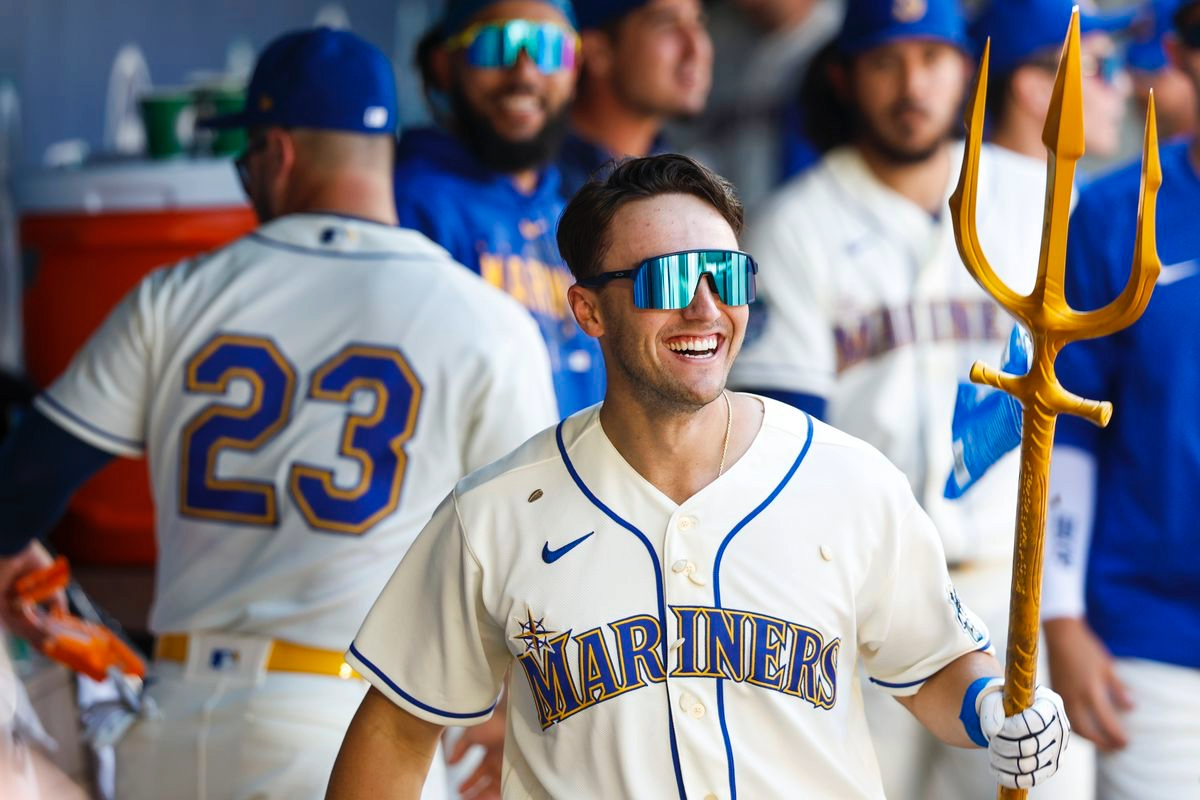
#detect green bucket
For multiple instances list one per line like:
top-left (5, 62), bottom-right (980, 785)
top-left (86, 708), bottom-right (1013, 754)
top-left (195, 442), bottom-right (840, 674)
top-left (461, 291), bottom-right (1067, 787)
top-left (139, 91), bottom-right (195, 159)
top-left (193, 85), bottom-right (247, 156)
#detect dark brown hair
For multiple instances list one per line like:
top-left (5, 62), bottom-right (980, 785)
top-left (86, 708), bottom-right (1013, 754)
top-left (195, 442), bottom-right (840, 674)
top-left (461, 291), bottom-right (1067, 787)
top-left (557, 153), bottom-right (744, 280)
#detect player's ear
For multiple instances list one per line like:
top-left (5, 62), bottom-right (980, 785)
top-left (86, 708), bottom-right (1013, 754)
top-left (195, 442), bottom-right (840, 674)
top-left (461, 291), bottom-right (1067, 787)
top-left (430, 45), bottom-right (454, 94)
top-left (1010, 65), bottom-right (1053, 119)
top-left (568, 284), bottom-right (605, 337)
top-left (579, 29), bottom-right (615, 82)
top-left (1165, 33), bottom-right (1184, 71)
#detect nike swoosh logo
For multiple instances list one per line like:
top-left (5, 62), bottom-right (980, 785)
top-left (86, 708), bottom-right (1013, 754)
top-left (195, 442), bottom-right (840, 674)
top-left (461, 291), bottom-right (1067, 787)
top-left (1157, 260), bottom-right (1200, 286)
top-left (542, 532), bottom-right (594, 564)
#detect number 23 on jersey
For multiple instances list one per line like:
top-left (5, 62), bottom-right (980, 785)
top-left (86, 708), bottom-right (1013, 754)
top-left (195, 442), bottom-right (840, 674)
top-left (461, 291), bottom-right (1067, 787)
top-left (179, 333), bottom-right (421, 535)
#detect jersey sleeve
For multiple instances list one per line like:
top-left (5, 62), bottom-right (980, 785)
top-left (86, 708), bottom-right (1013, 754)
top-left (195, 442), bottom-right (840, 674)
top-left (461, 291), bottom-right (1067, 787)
top-left (857, 501), bottom-right (993, 696)
top-left (729, 193), bottom-right (836, 398)
top-left (462, 308), bottom-right (559, 472)
top-left (346, 492), bottom-right (511, 726)
top-left (33, 274), bottom-right (160, 457)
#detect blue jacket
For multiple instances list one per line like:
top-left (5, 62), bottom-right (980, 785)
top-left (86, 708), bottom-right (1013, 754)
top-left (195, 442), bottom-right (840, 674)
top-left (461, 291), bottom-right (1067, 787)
top-left (394, 127), bottom-right (605, 418)
top-left (1056, 140), bottom-right (1200, 669)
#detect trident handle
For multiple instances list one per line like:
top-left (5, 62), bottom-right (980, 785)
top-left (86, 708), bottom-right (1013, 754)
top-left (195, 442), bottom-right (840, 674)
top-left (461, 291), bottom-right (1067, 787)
top-left (949, 10), bottom-right (1161, 800)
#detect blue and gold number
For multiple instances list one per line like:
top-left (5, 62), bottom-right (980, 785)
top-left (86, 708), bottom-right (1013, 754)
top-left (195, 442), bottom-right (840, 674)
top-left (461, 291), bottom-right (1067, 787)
top-left (179, 335), bottom-right (297, 525)
top-left (289, 346), bottom-right (422, 535)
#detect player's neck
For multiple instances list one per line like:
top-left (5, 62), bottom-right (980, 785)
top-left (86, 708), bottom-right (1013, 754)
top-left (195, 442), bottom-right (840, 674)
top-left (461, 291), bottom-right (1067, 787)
top-left (570, 89), bottom-right (663, 160)
top-left (285, 173), bottom-right (398, 226)
top-left (598, 391), bottom-right (763, 505)
top-left (857, 140), bottom-right (952, 215)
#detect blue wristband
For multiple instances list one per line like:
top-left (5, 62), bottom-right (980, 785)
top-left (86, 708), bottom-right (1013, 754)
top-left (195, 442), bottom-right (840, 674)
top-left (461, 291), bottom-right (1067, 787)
top-left (958, 676), bottom-right (999, 748)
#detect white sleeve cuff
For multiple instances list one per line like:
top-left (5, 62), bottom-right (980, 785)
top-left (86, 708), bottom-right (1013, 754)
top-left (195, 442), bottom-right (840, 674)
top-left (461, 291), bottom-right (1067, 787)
top-left (1040, 446), bottom-right (1096, 621)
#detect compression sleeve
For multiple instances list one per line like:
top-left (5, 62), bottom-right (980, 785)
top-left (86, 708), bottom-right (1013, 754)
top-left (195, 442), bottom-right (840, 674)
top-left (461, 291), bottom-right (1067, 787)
top-left (0, 407), bottom-right (115, 556)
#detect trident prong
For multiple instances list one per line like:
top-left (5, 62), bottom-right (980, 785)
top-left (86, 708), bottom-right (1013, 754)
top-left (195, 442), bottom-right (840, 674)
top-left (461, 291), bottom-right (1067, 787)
top-left (947, 9), bottom-right (1161, 800)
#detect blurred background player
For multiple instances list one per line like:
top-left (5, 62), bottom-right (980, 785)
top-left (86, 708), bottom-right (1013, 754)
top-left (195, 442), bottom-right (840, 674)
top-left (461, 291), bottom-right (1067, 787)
top-left (556, 0), bottom-right (714, 197)
top-left (0, 27), bottom-right (558, 800)
top-left (969, 0), bottom-right (1133, 166)
top-left (674, 0), bottom-right (845, 211)
top-left (1125, 0), bottom-right (1197, 142)
top-left (727, 0), bottom-right (1085, 796)
top-left (947, 1), bottom-right (1200, 795)
top-left (395, 0), bottom-right (604, 418)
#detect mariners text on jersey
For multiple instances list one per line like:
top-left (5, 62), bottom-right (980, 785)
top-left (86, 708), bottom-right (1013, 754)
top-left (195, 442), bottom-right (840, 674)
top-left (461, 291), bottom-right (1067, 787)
top-left (515, 605), bottom-right (840, 729)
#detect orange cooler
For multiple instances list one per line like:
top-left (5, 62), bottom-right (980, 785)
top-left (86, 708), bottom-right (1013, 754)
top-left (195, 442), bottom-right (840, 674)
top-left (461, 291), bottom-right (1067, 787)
top-left (18, 160), bottom-right (256, 566)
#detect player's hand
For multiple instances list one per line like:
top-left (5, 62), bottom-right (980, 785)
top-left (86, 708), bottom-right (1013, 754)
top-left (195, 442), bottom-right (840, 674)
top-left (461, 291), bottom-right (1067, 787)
top-left (979, 681), bottom-right (1071, 790)
top-left (447, 710), bottom-right (505, 800)
top-left (0, 540), bottom-right (65, 648)
top-left (944, 326), bottom-right (1029, 499)
top-left (1043, 616), bottom-right (1132, 751)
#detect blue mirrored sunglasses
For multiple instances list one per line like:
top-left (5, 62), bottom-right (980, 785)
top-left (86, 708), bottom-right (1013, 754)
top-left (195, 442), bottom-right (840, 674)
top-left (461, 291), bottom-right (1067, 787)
top-left (577, 250), bottom-right (759, 310)
top-left (448, 19), bottom-right (579, 74)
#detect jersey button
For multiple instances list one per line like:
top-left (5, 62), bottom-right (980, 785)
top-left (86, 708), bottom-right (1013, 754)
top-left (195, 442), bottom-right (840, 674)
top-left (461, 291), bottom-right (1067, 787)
top-left (677, 515), bottom-right (697, 532)
top-left (704, 795), bottom-right (719, 800)
top-left (671, 559), bottom-right (691, 574)
top-left (678, 692), bottom-right (705, 718)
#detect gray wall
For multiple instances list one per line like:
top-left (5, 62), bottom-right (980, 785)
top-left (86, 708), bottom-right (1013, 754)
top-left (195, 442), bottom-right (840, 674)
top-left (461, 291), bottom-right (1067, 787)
top-left (0, 0), bottom-right (442, 170)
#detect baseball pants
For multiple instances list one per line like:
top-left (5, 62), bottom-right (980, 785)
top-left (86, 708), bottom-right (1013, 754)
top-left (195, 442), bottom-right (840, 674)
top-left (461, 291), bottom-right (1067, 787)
top-left (1095, 657), bottom-right (1200, 800)
top-left (115, 648), bottom-right (449, 800)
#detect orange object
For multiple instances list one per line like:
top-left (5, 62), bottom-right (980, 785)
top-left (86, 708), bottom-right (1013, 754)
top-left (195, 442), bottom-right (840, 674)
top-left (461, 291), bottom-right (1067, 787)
top-left (14, 556), bottom-right (146, 682)
top-left (19, 164), bottom-right (255, 566)
top-left (950, 15), bottom-right (1160, 800)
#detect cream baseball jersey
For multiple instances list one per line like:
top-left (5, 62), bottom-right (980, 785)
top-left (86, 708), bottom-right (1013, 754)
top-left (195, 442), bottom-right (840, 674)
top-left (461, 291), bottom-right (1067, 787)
top-left (348, 398), bottom-right (991, 800)
top-left (730, 143), bottom-right (1046, 564)
top-left (35, 213), bottom-right (558, 650)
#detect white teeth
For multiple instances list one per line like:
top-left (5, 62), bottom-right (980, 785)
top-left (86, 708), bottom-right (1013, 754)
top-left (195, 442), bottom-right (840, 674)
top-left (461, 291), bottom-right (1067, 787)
top-left (500, 96), bottom-right (538, 113)
top-left (668, 335), bottom-right (718, 354)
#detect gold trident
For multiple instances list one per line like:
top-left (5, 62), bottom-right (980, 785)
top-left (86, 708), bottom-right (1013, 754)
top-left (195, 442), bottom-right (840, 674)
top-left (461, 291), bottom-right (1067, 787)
top-left (949, 10), bottom-right (1161, 800)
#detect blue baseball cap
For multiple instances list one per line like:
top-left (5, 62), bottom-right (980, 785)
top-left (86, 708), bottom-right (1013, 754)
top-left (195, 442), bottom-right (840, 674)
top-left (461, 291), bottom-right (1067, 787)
top-left (200, 28), bottom-right (397, 134)
top-left (1126, 0), bottom-right (1180, 72)
top-left (439, 0), bottom-right (576, 37)
top-left (836, 0), bottom-right (971, 56)
top-left (574, 0), bottom-right (647, 30)
top-left (969, 0), bottom-right (1138, 76)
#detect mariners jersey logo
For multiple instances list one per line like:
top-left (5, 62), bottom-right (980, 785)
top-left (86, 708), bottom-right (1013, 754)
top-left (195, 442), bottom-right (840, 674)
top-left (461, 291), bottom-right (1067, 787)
top-left (947, 585), bottom-right (986, 644)
top-left (513, 606), bottom-right (841, 730)
top-left (514, 609), bottom-right (559, 655)
top-left (892, 0), bottom-right (926, 22)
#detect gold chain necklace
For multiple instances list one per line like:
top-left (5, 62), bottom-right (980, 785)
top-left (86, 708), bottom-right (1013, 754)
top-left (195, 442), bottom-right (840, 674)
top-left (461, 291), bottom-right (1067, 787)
top-left (718, 390), bottom-right (732, 477)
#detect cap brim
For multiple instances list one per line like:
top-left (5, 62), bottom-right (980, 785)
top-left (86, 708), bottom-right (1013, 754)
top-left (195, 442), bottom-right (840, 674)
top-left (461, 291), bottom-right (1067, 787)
top-left (196, 111), bottom-right (251, 130)
top-left (840, 29), bottom-right (972, 57)
top-left (1080, 8), bottom-right (1139, 34)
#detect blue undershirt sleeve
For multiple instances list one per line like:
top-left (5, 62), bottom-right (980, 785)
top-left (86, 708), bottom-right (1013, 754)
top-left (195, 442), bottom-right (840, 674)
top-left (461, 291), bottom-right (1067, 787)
top-left (744, 388), bottom-right (827, 421)
top-left (0, 407), bottom-right (115, 556)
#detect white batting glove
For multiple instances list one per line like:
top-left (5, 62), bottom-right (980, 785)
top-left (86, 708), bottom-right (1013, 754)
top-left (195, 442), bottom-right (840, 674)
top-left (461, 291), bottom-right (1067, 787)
top-left (977, 680), bottom-right (1072, 790)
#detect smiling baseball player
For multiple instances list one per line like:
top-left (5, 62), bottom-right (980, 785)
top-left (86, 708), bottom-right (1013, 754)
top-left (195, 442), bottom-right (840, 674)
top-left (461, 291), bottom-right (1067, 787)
top-left (326, 154), bottom-right (1071, 800)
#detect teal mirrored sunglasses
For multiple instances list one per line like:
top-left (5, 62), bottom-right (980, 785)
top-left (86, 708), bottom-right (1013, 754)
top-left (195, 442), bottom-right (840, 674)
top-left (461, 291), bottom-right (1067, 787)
top-left (448, 19), bottom-right (579, 74)
top-left (577, 250), bottom-right (758, 310)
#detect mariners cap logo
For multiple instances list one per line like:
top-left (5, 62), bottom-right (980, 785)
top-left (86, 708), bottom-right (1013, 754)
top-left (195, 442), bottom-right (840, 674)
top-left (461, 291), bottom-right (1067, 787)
top-left (363, 105), bottom-right (388, 129)
top-left (892, 0), bottom-right (926, 22)
top-left (258, 94), bottom-right (274, 112)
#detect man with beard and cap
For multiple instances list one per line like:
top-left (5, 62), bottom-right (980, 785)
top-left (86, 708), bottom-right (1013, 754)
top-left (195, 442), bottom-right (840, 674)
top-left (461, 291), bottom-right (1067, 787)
top-left (555, 0), bottom-right (713, 198)
top-left (395, 0), bottom-right (605, 419)
top-left (728, 0), bottom-right (1078, 797)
